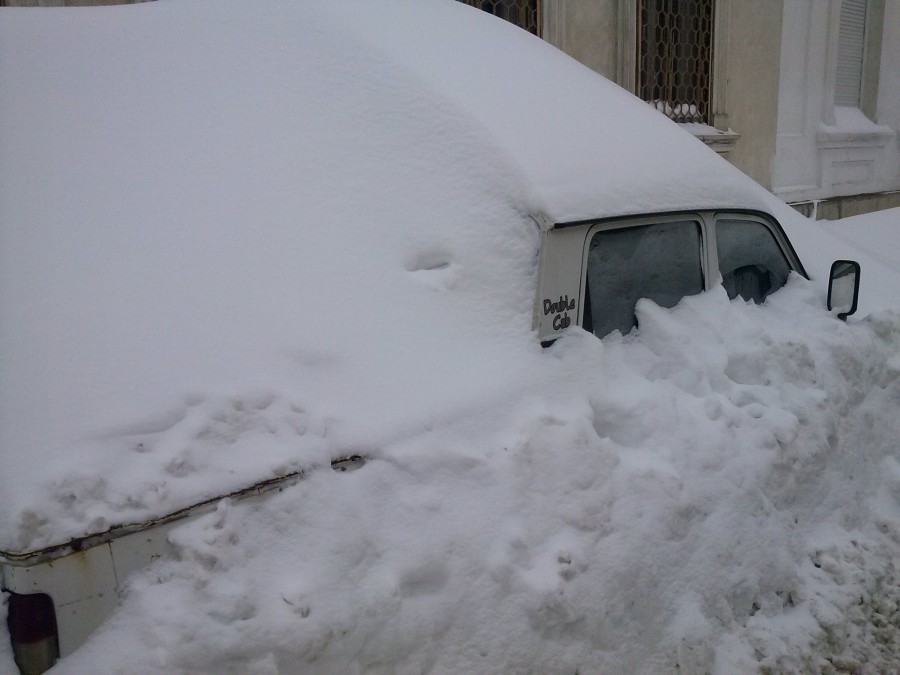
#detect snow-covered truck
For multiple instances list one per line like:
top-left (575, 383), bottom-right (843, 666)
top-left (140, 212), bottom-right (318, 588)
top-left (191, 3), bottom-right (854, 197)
top-left (0, 2), bottom-right (867, 673)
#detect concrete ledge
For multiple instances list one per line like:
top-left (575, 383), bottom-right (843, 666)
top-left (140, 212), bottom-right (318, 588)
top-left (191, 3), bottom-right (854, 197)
top-left (816, 107), bottom-right (895, 149)
top-left (789, 190), bottom-right (900, 220)
top-left (680, 123), bottom-right (741, 156)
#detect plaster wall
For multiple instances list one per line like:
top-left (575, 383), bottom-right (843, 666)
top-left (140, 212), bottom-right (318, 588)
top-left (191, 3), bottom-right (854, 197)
top-left (790, 190), bottom-right (900, 219)
top-left (871, 0), bottom-right (900, 198)
top-left (774, 0), bottom-right (899, 203)
top-left (542, 0), bottom-right (619, 83)
top-left (773, 0), bottom-right (826, 197)
top-left (875, 1), bottom-right (900, 131)
top-left (722, 0), bottom-right (783, 189)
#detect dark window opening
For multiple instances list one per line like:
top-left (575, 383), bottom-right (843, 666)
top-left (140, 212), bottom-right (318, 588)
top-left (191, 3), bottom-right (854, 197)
top-left (638, 0), bottom-right (714, 124)
top-left (458, 0), bottom-right (541, 36)
top-left (584, 221), bottom-right (704, 338)
top-left (716, 219), bottom-right (791, 303)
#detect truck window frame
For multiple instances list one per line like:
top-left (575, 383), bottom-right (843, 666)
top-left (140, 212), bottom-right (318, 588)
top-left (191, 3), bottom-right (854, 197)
top-left (710, 213), bottom-right (800, 304)
top-left (579, 214), bottom-right (708, 338)
top-left (561, 210), bottom-right (805, 341)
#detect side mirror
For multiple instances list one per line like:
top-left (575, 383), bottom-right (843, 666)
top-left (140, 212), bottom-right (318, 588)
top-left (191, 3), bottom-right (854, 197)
top-left (827, 260), bottom-right (860, 321)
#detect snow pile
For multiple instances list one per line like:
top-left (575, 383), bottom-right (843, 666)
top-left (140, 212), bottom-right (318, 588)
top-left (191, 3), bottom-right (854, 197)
top-left (781, 207), bottom-right (900, 316)
top-left (1, 0), bottom-right (891, 554)
top-left (820, 207), bottom-right (900, 275)
top-left (48, 281), bottom-right (900, 673)
top-left (2, 1), bottom-right (900, 672)
top-left (1, 0), bottom-right (547, 551)
top-left (0, 0), bottom-right (796, 553)
top-left (320, 1), bottom-right (776, 224)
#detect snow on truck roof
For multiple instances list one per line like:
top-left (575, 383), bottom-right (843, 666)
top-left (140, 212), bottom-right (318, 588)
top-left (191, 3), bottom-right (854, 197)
top-left (0, 0), bottom-right (775, 552)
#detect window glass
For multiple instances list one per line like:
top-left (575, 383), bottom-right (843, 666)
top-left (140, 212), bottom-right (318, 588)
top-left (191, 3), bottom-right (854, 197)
top-left (716, 219), bottom-right (791, 303)
top-left (586, 221), bottom-right (703, 338)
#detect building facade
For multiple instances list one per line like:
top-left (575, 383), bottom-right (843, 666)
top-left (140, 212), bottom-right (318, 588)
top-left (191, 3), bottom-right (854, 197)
top-left (467, 0), bottom-right (900, 218)
top-left (773, 0), bottom-right (899, 217)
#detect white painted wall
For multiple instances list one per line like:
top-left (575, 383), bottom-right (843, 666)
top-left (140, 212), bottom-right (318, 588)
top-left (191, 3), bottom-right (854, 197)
top-left (773, 0), bottom-right (899, 203)
top-left (542, 0), bottom-right (620, 82)
top-left (876, 1), bottom-right (900, 132)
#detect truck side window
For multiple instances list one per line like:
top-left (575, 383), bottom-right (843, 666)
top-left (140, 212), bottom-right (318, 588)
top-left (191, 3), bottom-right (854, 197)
top-left (585, 221), bottom-right (703, 338)
top-left (716, 219), bottom-right (791, 303)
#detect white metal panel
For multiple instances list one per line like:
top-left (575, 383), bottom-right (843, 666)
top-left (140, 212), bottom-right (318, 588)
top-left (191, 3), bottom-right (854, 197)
top-left (534, 225), bottom-right (590, 343)
top-left (109, 521), bottom-right (178, 586)
top-left (2, 545), bottom-right (118, 656)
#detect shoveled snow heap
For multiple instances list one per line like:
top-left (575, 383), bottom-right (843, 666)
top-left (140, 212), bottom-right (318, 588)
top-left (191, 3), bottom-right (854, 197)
top-left (43, 284), bottom-right (900, 673)
top-left (1, 1), bottom-right (899, 673)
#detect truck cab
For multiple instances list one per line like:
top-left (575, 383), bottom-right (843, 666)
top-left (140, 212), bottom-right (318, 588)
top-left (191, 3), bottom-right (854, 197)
top-left (534, 210), bottom-right (807, 345)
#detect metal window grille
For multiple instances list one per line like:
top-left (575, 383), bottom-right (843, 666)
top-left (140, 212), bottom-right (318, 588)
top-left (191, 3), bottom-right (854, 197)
top-left (835, 0), bottom-right (867, 107)
top-left (458, 0), bottom-right (541, 36)
top-left (638, 0), bottom-right (714, 124)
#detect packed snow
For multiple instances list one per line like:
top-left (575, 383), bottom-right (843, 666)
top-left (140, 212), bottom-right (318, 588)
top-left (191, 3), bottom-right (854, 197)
top-left (784, 206), bottom-right (900, 316)
top-left (820, 207), bottom-right (900, 275)
top-left (1, 1), bottom-right (900, 673)
top-left (27, 280), bottom-right (900, 674)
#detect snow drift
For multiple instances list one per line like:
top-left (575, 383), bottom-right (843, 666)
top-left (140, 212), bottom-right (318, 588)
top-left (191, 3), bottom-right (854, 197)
top-left (50, 283), bottom-right (900, 673)
top-left (1, 0), bottom-right (899, 672)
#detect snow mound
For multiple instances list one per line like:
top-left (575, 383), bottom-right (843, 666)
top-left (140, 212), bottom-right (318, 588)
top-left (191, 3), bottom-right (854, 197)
top-left (55, 283), bottom-right (900, 673)
top-left (2, 1), bottom-right (900, 672)
top-left (1, 0), bottom-right (545, 550)
top-left (0, 0), bottom-right (894, 554)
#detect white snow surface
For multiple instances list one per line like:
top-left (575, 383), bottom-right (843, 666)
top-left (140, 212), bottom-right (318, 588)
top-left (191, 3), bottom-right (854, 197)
top-left (782, 206), bottom-right (900, 318)
top-left (0, 0), bottom-right (785, 553)
top-left (45, 283), bottom-right (900, 674)
top-left (1, 1), bottom-right (900, 673)
top-left (820, 207), bottom-right (900, 276)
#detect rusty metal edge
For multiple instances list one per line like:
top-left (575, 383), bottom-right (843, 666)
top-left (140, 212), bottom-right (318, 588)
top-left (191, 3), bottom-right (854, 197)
top-left (0, 470), bottom-right (304, 567)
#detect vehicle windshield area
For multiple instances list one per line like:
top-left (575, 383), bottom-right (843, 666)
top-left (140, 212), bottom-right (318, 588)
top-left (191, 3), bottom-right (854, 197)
top-left (585, 220), bottom-right (704, 338)
top-left (716, 219), bottom-right (791, 303)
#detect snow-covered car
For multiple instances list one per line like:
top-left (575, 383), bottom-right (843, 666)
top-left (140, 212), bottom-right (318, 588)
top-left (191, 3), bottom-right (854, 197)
top-left (1, 2), bottom-right (893, 674)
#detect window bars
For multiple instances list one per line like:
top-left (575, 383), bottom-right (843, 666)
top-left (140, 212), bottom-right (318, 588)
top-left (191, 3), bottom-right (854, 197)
top-left (638, 0), bottom-right (714, 124)
top-left (459, 0), bottom-right (541, 37)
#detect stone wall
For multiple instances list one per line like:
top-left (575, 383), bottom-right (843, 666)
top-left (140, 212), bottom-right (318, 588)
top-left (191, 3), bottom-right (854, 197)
top-left (790, 191), bottom-right (900, 219)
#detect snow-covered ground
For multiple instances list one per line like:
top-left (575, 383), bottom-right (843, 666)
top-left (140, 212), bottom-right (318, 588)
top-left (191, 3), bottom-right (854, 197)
top-left (2, 1), bottom-right (900, 673)
top-left (820, 207), bottom-right (900, 276)
top-left (47, 280), bottom-right (900, 673)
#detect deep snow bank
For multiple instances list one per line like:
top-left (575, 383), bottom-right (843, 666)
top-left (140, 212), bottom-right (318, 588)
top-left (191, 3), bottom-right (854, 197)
top-left (0, 0), bottom-right (893, 556)
top-left (780, 207), bottom-right (900, 317)
top-left (2, 0), bottom-right (900, 672)
top-left (52, 282), bottom-right (900, 674)
top-left (1, 0), bottom-right (546, 551)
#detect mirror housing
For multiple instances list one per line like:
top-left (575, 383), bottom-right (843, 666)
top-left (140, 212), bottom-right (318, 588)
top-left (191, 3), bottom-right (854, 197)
top-left (827, 260), bottom-right (860, 321)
